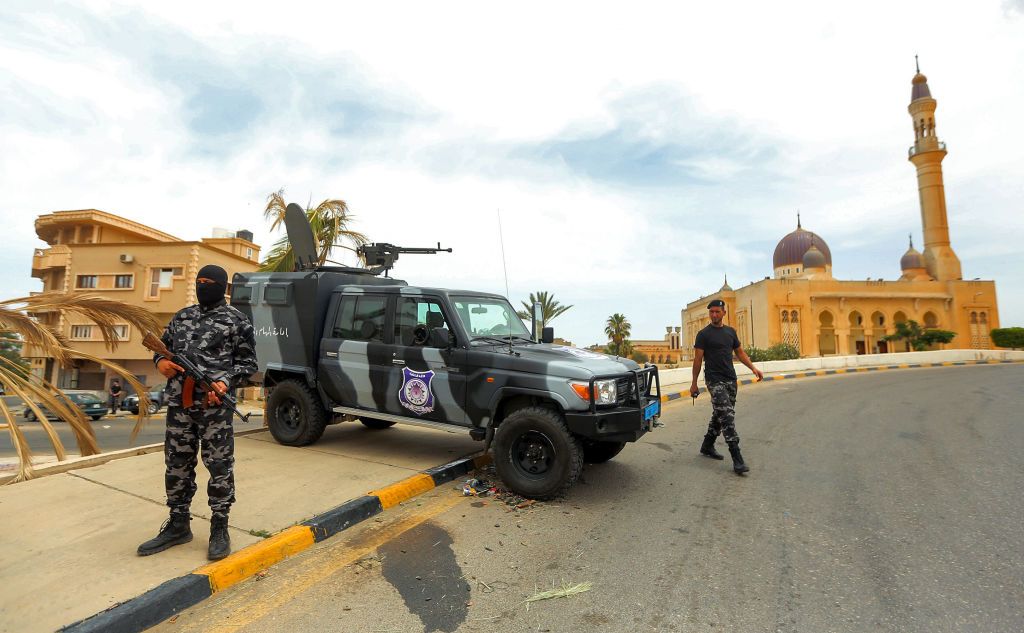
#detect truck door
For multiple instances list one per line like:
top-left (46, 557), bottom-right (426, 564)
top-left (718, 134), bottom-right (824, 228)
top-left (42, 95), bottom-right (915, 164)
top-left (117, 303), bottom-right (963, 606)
top-left (390, 296), bottom-right (468, 425)
top-left (319, 293), bottom-right (395, 411)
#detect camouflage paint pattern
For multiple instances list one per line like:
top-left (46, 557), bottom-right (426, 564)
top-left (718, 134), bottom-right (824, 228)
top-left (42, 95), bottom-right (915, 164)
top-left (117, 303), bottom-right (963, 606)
top-left (705, 380), bottom-right (739, 446)
top-left (165, 405), bottom-right (235, 518)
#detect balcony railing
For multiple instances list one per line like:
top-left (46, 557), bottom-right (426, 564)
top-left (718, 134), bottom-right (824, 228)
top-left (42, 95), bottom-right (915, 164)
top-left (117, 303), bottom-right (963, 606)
top-left (908, 141), bottom-right (946, 158)
top-left (31, 245), bottom-right (71, 273)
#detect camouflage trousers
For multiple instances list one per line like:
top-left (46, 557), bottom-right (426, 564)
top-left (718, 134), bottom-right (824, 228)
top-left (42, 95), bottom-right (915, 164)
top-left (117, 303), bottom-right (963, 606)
top-left (705, 381), bottom-right (740, 446)
top-left (164, 406), bottom-right (235, 519)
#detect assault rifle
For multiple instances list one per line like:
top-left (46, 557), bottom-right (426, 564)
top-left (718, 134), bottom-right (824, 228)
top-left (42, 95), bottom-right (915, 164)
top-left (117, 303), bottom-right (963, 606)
top-left (358, 242), bottom-right (452, 277)
top-left (142, 333), bottom-right (252, 423)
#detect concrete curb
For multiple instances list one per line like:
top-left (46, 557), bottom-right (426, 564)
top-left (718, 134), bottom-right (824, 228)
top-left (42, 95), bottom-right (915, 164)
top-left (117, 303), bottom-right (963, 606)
top-left (60, 452), bottom-right (492, 632)
top-left (659, 358), bottom-right (1024, 403)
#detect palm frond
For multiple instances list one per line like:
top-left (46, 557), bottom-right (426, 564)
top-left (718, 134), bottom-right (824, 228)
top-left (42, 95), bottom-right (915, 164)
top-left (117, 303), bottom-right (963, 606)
top-left (8, 292), bottom-right (162, 351)
top-left (0, 307), bottom-right (69, 364)
top-left (264, 189), bottom-right (288, 232)
top-left (68, 350), bottom-right (149, 442)
top-left (0, 396), bottom-right (34, 483)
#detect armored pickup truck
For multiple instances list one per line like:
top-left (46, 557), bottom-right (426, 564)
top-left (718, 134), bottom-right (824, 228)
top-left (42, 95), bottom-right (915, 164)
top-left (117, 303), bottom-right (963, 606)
top-left (232, 205), bottom-right (660, 499)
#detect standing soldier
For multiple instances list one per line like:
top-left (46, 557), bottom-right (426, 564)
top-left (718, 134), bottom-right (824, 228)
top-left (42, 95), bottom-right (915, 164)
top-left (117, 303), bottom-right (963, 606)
top-left (137, 265), bottom-right (257, 560)
top-left (689, 299), bottom-right (762, 474)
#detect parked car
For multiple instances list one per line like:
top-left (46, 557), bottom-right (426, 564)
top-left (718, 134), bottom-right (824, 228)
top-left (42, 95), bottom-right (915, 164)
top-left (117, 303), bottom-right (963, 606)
top-left (120, 384), bottom-right (166, 415)
top-left (23, 390), bottom-right (109, 421)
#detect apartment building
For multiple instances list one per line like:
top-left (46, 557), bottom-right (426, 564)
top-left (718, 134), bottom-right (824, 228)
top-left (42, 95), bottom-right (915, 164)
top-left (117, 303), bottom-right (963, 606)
top-left (26, 209), bottom-right (261, 390)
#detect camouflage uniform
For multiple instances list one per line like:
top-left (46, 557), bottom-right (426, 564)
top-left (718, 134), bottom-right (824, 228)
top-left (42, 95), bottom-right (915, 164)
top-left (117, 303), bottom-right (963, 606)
top-left (155, 301), bottom-right (257, 519)
top-left (706, 380), bottom-right (739, 446)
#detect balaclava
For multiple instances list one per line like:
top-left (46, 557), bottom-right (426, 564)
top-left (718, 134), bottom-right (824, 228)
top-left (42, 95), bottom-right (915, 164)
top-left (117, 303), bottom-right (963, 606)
top-left (196, 264), bottom-right (228, 308)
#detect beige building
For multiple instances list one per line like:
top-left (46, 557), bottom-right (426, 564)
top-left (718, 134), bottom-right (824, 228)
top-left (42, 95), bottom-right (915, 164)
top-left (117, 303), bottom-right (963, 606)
top-left (26, 209), bottom-right (261, 390)
top-left (632, 327), bottom-right (683, 365)
top-left (682, 66), bottom-right (1000, 359)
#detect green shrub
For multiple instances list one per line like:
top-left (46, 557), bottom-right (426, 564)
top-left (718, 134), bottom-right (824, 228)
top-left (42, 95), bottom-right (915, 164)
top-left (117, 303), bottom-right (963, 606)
top-left (991, 327), bottom-right (1024, 349)
top-left (746, 343), bottom-right (800, 362)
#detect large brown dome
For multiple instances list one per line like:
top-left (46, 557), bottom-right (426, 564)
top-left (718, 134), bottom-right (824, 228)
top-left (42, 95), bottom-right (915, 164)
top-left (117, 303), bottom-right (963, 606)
top-left (773, 222), bottom-right (832, 269)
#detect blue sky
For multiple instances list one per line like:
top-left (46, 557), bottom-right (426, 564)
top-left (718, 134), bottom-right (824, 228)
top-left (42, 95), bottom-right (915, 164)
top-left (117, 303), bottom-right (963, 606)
top-left (1, 1), bottom-right (1022, 347)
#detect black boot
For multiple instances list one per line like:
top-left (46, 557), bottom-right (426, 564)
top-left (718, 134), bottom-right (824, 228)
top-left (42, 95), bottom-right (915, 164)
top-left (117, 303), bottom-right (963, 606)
top-left (137, 513), bottom-right (192, 556)
top-left (728, 444), bottom-right (749, 475)
top-left (208, 516), bottom-right (231, 561)
top-left (699, 433), bottom-right (724, 460)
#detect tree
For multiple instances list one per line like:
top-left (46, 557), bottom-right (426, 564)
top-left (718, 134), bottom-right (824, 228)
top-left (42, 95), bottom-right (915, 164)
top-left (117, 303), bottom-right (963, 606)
top-left (630, 350), bottom-right (649, 364)
top-left (991, 327), bottom-right (1024, 349)
top-left (260, 189), bottom-right (369, 272)
top-left (883, 319), bottom-right (956, 351)
top-left (0, 292), bottom-right (161, 482)
top-left (604, 313), bottom-right (632, 357)
top-left (515, 291), bottom-right (573, 330)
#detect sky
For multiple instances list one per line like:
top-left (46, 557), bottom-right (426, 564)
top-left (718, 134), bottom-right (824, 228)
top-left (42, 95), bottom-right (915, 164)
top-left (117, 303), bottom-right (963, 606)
top-left (2, 0), bottom-right (1022, 347)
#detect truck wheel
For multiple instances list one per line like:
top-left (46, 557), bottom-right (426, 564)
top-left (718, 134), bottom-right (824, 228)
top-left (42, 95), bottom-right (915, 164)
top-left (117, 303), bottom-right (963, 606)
top-left (581, 440), bottom-right (626, 464)
top-left (267, 379), bottom-right (327, 446)
top-left (493, 406), bottom-right (583, 501)
top-left (147, 402), bottom-right (160, 415)
top-left (360, 419), bottom-right (396, 430)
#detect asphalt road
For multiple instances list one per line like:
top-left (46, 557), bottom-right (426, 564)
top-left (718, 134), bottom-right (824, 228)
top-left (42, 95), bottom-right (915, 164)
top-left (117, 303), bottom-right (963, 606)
top-left (149, 364), bottom-right (1024, 633)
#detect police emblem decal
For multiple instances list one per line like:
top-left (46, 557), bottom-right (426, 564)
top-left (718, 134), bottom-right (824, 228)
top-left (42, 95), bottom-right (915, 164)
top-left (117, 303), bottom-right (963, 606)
top-left (399, 368), bottom-right (436, 415)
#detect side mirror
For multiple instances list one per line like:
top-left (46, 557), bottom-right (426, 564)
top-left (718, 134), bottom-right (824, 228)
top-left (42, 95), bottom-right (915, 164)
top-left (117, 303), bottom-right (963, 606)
top-left (429, 327), bottom-right (452, 349)
top-left (541, 327), bottom-right (554, 344)
top-left (531, 301), bottom-right (543, 341)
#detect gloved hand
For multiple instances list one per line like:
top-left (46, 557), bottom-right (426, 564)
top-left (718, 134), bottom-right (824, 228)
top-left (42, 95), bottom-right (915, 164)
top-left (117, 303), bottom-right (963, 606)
top-left (157, 358), bottom-right (185, 379)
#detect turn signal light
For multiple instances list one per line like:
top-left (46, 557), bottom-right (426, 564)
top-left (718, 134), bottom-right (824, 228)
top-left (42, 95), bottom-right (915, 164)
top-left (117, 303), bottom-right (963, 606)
top-left (570, 383), bottom-right (591, 400)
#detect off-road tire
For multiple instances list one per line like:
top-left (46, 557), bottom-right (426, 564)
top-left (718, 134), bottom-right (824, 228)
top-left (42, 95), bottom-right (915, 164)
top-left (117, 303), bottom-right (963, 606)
top-left (90, 415), bottom-right (103, 421)
top-left (581, 440), bottom-right (626, 464)
top-left (493, 406), bottom-right (583, 500)
top-left (266, 379), bottom-right (327, 446)
top-left (360, 419), bottom-right (396, 430)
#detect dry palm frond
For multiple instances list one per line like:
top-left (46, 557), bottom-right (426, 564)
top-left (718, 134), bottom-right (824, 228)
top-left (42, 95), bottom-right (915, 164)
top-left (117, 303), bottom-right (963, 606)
top-left (0, 396), bottom-right (34, 482)
top-left (67, 350), bottom-right (149, 441)
top-left (523, 581), bottom-right (594, 610)
top-left (0, 291), bottom-right (162, 483)
top-left (260, 190), bottom-right (368, 272)
top-left (5, 292), bottom-right (161, 351)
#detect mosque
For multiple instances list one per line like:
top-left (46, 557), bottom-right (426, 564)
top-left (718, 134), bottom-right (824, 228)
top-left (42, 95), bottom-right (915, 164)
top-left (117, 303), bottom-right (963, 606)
top-left (681, 65), bottom-right (1001, 358)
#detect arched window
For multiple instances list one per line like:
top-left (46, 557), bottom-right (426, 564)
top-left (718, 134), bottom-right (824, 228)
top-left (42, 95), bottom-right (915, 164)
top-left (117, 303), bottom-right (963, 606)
top-left (782, 309), bottom-right (800, 352)
top-left (924, 311), bottom-right (938, 328)
top-left (790, 310), bottom-right (799, 322)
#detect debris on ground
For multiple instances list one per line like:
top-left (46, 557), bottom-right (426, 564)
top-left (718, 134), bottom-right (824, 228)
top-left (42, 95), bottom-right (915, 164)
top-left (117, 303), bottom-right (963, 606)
top-left (254, 570), bottom-right (269, 581)
top-left (523, 581), bottom-right (594, 610)
top-left (462, 466), bottom-right (546, 512)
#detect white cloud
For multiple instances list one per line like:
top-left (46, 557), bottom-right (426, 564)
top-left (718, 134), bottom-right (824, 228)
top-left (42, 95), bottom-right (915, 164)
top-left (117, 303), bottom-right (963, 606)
top-left (1, 0), bottom-right (1022, 346)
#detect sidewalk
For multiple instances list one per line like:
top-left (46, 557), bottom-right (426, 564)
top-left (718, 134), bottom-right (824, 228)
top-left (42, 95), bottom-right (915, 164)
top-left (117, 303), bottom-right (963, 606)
top-left (0, 421), bottom-right (480, 633)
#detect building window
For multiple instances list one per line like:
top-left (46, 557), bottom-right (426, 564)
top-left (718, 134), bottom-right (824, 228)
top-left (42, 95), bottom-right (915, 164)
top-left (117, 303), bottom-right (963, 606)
top-left (70, 325), bottom-right (93, 339)
top-left (115, 274), bottom-right (133, 289)
top-left (147, 268), bottom-right (182, 298)
top-left (76, 275), bottom-right (98, 289)
top-left (246, 247), bottom-right (254, 259)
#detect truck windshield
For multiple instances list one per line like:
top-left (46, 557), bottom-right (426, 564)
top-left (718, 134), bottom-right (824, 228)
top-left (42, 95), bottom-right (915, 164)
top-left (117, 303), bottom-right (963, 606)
top-left (452, 296), bottom-right (532, 341)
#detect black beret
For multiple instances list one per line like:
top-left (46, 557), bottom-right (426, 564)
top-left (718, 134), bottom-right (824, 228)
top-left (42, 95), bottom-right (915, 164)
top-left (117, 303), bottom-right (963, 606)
top-left (707, 299), bottom-right (726, 309)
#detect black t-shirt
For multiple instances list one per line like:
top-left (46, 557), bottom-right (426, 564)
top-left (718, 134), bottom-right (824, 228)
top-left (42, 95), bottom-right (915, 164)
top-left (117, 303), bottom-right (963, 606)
top-left (694, 324), bottom-right (740, 384)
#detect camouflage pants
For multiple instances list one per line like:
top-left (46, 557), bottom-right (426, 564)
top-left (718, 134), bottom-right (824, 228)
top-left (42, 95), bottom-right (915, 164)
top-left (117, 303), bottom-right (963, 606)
top-left (705, 381), bottom-right (740, 446)
top-left (165, 406), bottom-right (235, 519)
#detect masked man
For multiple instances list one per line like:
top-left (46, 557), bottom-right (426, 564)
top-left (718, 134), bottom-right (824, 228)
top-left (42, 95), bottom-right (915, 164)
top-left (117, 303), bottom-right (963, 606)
top-left (137, 265), bottom-right (257, 560)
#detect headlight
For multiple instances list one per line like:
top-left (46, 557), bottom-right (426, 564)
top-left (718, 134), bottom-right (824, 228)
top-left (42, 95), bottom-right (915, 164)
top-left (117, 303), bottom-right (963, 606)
top-left (569, 379), bottom-right (618, 404)
top-left (593, 379), bottom-right (617, 404)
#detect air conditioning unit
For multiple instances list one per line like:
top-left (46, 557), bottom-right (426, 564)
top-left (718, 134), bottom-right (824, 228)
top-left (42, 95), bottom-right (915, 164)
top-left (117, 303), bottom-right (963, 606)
top-left (119, 254), bottom-right (134, 263)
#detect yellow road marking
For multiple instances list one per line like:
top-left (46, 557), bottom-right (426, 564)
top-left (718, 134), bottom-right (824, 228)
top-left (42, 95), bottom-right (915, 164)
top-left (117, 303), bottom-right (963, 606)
top-left (178, 492), bottom-right (469, 633)
top-left (196, 525), bottom-right (315, 593)
top-left (368, 472), bottom-right (436, 509)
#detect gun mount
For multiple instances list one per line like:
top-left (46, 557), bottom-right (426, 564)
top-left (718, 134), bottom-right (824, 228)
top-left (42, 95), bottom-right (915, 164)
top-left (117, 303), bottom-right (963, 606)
top-left (358, 242), bottom-right (453, 277)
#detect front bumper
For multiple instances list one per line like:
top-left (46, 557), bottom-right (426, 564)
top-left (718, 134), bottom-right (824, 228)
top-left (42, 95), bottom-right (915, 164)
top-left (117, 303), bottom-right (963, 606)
top-left (565, 397), bottom-right (660, 442)
top-left (565, 365), bottom-right (661, 442)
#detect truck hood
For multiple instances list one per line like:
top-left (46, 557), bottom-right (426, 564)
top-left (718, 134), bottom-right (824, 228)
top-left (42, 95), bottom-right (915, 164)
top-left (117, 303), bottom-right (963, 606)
top-left (471, 343), bottom-right (640, 379)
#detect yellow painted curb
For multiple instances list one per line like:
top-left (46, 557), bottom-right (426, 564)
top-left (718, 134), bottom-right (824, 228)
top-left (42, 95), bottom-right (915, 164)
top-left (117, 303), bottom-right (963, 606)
top-left (369, 473), bottom-right (436, 509)
top-left (196, 525), bottom-right (316, 592)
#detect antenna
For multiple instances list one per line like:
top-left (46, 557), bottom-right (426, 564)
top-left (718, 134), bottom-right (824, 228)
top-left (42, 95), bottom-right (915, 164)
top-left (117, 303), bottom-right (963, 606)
top-left (497, 210), bottom-right (513, 355)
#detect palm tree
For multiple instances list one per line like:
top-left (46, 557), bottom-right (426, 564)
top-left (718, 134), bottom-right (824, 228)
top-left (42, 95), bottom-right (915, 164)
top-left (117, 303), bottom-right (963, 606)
top-left (0, 292), bottom-right (161, 483)
top-left (604, 313), bottom-right (632, 356)
top-left (260, 189), bottom-right (369, 272)
top-left (515, 291), bottom-right (574, 330)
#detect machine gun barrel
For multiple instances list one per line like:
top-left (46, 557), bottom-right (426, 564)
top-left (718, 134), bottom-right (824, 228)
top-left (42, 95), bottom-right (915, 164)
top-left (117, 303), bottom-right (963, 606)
top-left (357, 242), bottom-right (453, 276)
top-left (142, 333), bottom-right (252, 423)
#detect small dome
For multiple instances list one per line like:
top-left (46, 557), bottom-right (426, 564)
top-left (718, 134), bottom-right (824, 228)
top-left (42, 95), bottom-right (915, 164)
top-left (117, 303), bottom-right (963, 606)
top-left (901, 235), bottom-right (925, 270)
top-left (802, 244), bottom-right (827, 269)
top-left (720, 275), bottom-right (733, 292)
top-left (911, 72), bottom-right (931, 101)
top-left (773, 218), bottom-right (832, 269)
